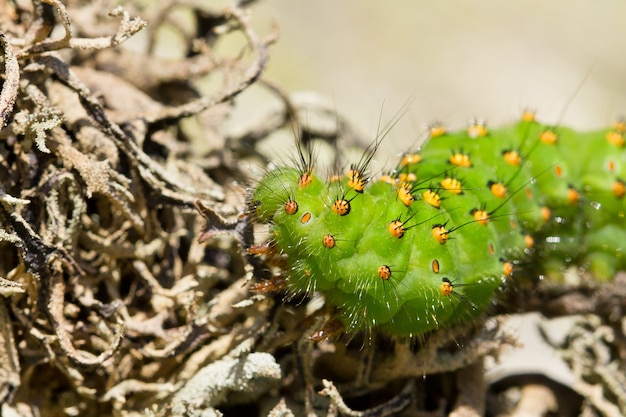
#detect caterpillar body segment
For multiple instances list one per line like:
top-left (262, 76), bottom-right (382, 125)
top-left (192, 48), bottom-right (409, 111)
top-left (249, 115), bottom-right (626, 336)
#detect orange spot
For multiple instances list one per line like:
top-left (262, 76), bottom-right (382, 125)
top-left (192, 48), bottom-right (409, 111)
top-left (400, 153), bottom-right (422, 167)
top-left (467, 122), bottom-right (488, 138)
top-left (284, 199), bottom-right (298, 215)
top-left (524, 235), bottom-right (534, 249)
top-left (521, 110), bottom-right (536, 122)
top-left (567, 187), bottom-right (579, 205)
top-left (332, 199), bottom-right (351, 215)
top-left (440, 177), bottom-right (463, 194)
top-left (378, 265), bottom-right (392, 281)
top-left (388, 220), bottom-right (405, 238)
top-left (525, 187), bottom-right (533, 199)
top-left (449, 152), bottom-right (472, 167)
top-left (471, 209), bottom-right (490, 225)
top-left (489, 181), bottom-right (507, 198)
top-left (503, 150), bottom-right (522, 166)
top-left (301, 212), bottom-right (312, 224)
top-left (488, 243), bottom-right (495, 255)
top-left (432, 259), bottom-right (440, 274)
top-left (502, 262), bottom-right (513, 277)
top-left (606, 131), bottom-right (625, 147)
top-left (614, 120), bottom-right (626, 133)
top-left (440, 277), bottom-right (454, 297)
top-left (322, 234), bottom-right (336, 249)
top-left (397, 183), bottom-right (415, 206)
top-left (554, 165), bottom-right (563, 177)
top-left (430, 125), bottom-right (447, 138)
top-left (423, 189), bottom-right (442, 208)
top-left (299, 172), bottom-right (313, 187)
top-left (540, 130), bottom-right (557, 145)
top-left (329, 174), bottom-right (342, 182)
top-left (346, 169), bottom-right (366, 192)
top-left (510, 218), bottom-right (517, 229)
top-left (541, 206), bottom-right (551, 221)
top-left (432, 225), bottom-right (449, 244)
top-left (608, 160), bottom-right (616, 172)
top-left (613, 179), bottom-right (625, 198)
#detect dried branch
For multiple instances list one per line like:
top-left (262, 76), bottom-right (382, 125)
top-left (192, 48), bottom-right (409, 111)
top-left (0, 32), bottom-right (18, 129)
top-left (0, 299), bottom-right (20, 404)
top-left (16, 2), bottom-right (146, 57)
top-left (320, 379), bottom-right (414, 417)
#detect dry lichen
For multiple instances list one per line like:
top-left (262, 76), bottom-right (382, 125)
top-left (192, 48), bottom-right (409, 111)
top-left (0, 1), bottom-right (276, 415)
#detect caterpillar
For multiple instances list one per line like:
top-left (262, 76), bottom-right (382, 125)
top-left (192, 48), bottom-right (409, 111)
top-left (248, 112), bottom-right (626, 337)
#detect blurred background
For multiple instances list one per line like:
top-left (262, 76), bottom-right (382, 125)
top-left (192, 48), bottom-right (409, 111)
top-left (247, 0), bottom-right (626, 151)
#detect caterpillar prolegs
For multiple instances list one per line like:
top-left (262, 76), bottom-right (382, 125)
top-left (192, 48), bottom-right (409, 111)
top-left (249, 113), bottom-right (626, 337)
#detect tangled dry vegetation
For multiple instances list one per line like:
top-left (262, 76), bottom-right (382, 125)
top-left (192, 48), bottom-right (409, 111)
top-left (1, 1), bottom-right (626, 417)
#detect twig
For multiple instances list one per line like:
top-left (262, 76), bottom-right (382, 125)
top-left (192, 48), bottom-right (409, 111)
top-left (320, 379), bottom-right (414, 417)
top-left (0, 32), bottom-right (19, 129)
top-left (17, 2), bottom-right (146, 57)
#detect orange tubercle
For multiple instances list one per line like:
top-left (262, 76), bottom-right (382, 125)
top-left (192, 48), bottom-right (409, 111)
top-left (613, 179), bottom-right (625, 198)
top-left (503, 150), bottom-right (522, 166)
top-left (440, 277), bottom-right (454, 297)
top-left (606, 130), bottom-right (625, 147)
top-left (397, 183), bottom-right (415, 206)
top-left (524, 235), bottom-right (534, 249)
top-left (388, 220), bottom-right (406, 238)
top-left (449, 152), bottom-right (472, 168)
top-left (332, 199), bottom-right (351, 216)
top-left (432, 225), bottom-right (449, 244)
top-left (502, 262), bottom-right (513, 277)
top-left (284, 199), bottom-right (298, 215)
top-left (299, 171), bottom-right (313, 187)
top-left (440, 177), bottom-right (463, 194)
top-left (400, 153), bottom-right (422, 167)
top-left (346, 169), bottom-right (366, 192)
top-left (471, 209), bottom-right (490, 225)
top-left (567, 187), bottom-right (580, 205)
top-left (467, 122), bottom-right (488, 138)
top-left (378, 265), bottom-right (392, 281)
top-left (540, 130), bottom-right (557, 145)
top-left (489, 181), bottom-right (507, 198)
top-left (521, 110), bottom-right (536, 122)
top-left (429, 125), bottom-right (447, 138)
top-left (322, 234), bottom-right (336, 249)
top-left (423, 189), bottom-right (442, 208)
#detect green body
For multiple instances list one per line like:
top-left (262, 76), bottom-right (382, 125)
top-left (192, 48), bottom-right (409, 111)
top-left (251, 117), bottom-right (626, 336)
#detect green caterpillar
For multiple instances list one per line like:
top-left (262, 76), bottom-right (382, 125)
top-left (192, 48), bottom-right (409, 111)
top-left (249, 112), bottom-right (626, 337)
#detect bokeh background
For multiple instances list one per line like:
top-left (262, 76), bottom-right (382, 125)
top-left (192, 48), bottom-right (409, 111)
top-left (248, 0), bottom-right (626, 153)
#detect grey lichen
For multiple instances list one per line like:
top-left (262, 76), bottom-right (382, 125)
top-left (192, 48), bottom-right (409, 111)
top-left (171, 351), bottom-right (281, 416)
